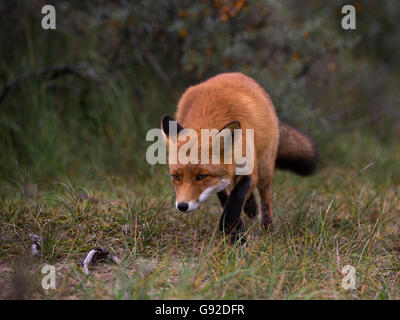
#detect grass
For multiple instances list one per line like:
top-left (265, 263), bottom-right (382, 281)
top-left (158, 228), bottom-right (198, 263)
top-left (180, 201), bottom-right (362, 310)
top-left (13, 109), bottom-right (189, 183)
top-left (0, 131), bottom-right (399, 300)
top-left (1, 1), bottom-right (399, 301)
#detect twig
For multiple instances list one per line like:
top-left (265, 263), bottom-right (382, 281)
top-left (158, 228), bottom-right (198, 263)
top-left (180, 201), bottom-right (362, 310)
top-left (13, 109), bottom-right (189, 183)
top-left (143, 47), bottom-right (170, 83)
top-left (81, 247), bottom-right (120, 275)
top-left (329, 106), bottom-right (394, 133)
top-left (0, 63), bottom-right (99, 105)
top-left (29, 233), bottom-right (41, 256)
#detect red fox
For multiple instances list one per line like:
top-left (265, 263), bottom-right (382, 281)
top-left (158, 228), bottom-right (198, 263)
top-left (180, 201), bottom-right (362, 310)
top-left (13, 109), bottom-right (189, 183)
top-left (161, 73), bottom-right (317, 244)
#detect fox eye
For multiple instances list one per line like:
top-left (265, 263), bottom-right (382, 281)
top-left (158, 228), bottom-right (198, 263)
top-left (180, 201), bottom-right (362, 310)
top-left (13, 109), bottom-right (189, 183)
top-left (171, 174), bottom-right (180, 181)
top-left (196, 174), bottom-right (208, 181)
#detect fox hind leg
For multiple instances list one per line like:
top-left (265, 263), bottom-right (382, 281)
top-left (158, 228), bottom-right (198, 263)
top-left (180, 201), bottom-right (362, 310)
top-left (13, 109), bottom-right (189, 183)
top-left (257, 160), bottom-right (274, 231)
top-left (258, 182), bottom-right (273, 231)
top-left (243, 193), bottom-right (258, 218)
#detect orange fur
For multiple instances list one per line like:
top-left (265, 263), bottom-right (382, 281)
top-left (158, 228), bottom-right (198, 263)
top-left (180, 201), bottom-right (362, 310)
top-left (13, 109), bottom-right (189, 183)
top-left (163, 72), bottom-right (317, 228)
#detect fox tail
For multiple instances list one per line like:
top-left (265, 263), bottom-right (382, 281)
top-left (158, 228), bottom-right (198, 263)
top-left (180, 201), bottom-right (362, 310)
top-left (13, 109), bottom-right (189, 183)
top-left (275, 121), bottom-right (318, 176)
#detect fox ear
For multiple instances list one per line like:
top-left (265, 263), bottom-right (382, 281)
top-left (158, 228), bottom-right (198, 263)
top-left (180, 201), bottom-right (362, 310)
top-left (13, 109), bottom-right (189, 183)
top-left (220, 121), bottom-right (241, 132)
top-left (161, 115), bottom-right (184, 137)
top-left (219, 121), bottom-right (241, 141)
top-left (212, 121), bottom-right (241, 158)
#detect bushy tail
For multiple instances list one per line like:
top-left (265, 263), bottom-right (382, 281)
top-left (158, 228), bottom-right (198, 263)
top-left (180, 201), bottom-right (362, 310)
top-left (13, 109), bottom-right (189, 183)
top-left (275, 121), bottom-right (318, 176)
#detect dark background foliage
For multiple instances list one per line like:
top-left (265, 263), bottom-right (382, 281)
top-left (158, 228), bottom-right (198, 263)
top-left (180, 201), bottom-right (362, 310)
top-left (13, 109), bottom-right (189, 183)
top-left (1, 0), bottom-right (399, 182)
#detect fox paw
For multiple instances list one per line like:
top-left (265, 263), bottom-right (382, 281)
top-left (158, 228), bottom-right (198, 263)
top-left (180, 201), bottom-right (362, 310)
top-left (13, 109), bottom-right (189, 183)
top-left (230, 232), bottom-right (247, 246)
top-left (260, 220), bottom-right (274, 233)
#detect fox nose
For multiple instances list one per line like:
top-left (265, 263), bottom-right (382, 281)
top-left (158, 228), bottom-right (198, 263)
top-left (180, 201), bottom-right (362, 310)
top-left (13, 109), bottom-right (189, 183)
top-left (177, 202), bottom-right (189, 212)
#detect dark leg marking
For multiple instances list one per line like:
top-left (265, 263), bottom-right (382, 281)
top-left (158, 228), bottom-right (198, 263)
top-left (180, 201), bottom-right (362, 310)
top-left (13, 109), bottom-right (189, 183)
top-left (244, 192), bottom-right (258, 218)
top-left (230, 218), bottom-right (246, 245)
top-left (217, 190), bottom-right (228, 207)
top-left (261, 203), bottom-right (273, 231)
top-left (218, 190), bottom-right (246, 244)
top-left (218, 175), bottom-right (251, 235)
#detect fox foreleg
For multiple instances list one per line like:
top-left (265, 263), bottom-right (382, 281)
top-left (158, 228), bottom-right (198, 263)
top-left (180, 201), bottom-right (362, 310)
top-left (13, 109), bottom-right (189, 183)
top-left (218, 175), bottom-right (251, 244)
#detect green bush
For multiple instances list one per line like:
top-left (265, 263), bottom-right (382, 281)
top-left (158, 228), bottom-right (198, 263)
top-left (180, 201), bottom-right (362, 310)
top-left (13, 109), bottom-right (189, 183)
top-left (0, 0), bottom-right (399, 181)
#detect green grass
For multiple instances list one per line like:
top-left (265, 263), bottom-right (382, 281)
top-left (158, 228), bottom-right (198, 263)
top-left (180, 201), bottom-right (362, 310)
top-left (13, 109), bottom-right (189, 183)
top-left (1, 1), bottom-right (400, 300)
top-left (1, 131), bottom-right (399, 300)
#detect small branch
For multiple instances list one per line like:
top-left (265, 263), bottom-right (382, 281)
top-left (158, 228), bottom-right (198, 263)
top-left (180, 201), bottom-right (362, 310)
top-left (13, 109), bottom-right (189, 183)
top-left (81, 247), bottom-right (120, 275)
top-left (0, 63), bottom-right (99, 105)
top-left (29, 233), bottom-right (41, 257)
top-left (329, 106), bottom-right (394, 132)
top-left (143, 47), bottom-right (170, 83)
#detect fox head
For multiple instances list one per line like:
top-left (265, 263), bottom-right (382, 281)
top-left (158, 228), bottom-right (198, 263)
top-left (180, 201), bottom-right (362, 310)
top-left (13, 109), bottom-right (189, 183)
top-left (161, 115), bottom-right (240, 212)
